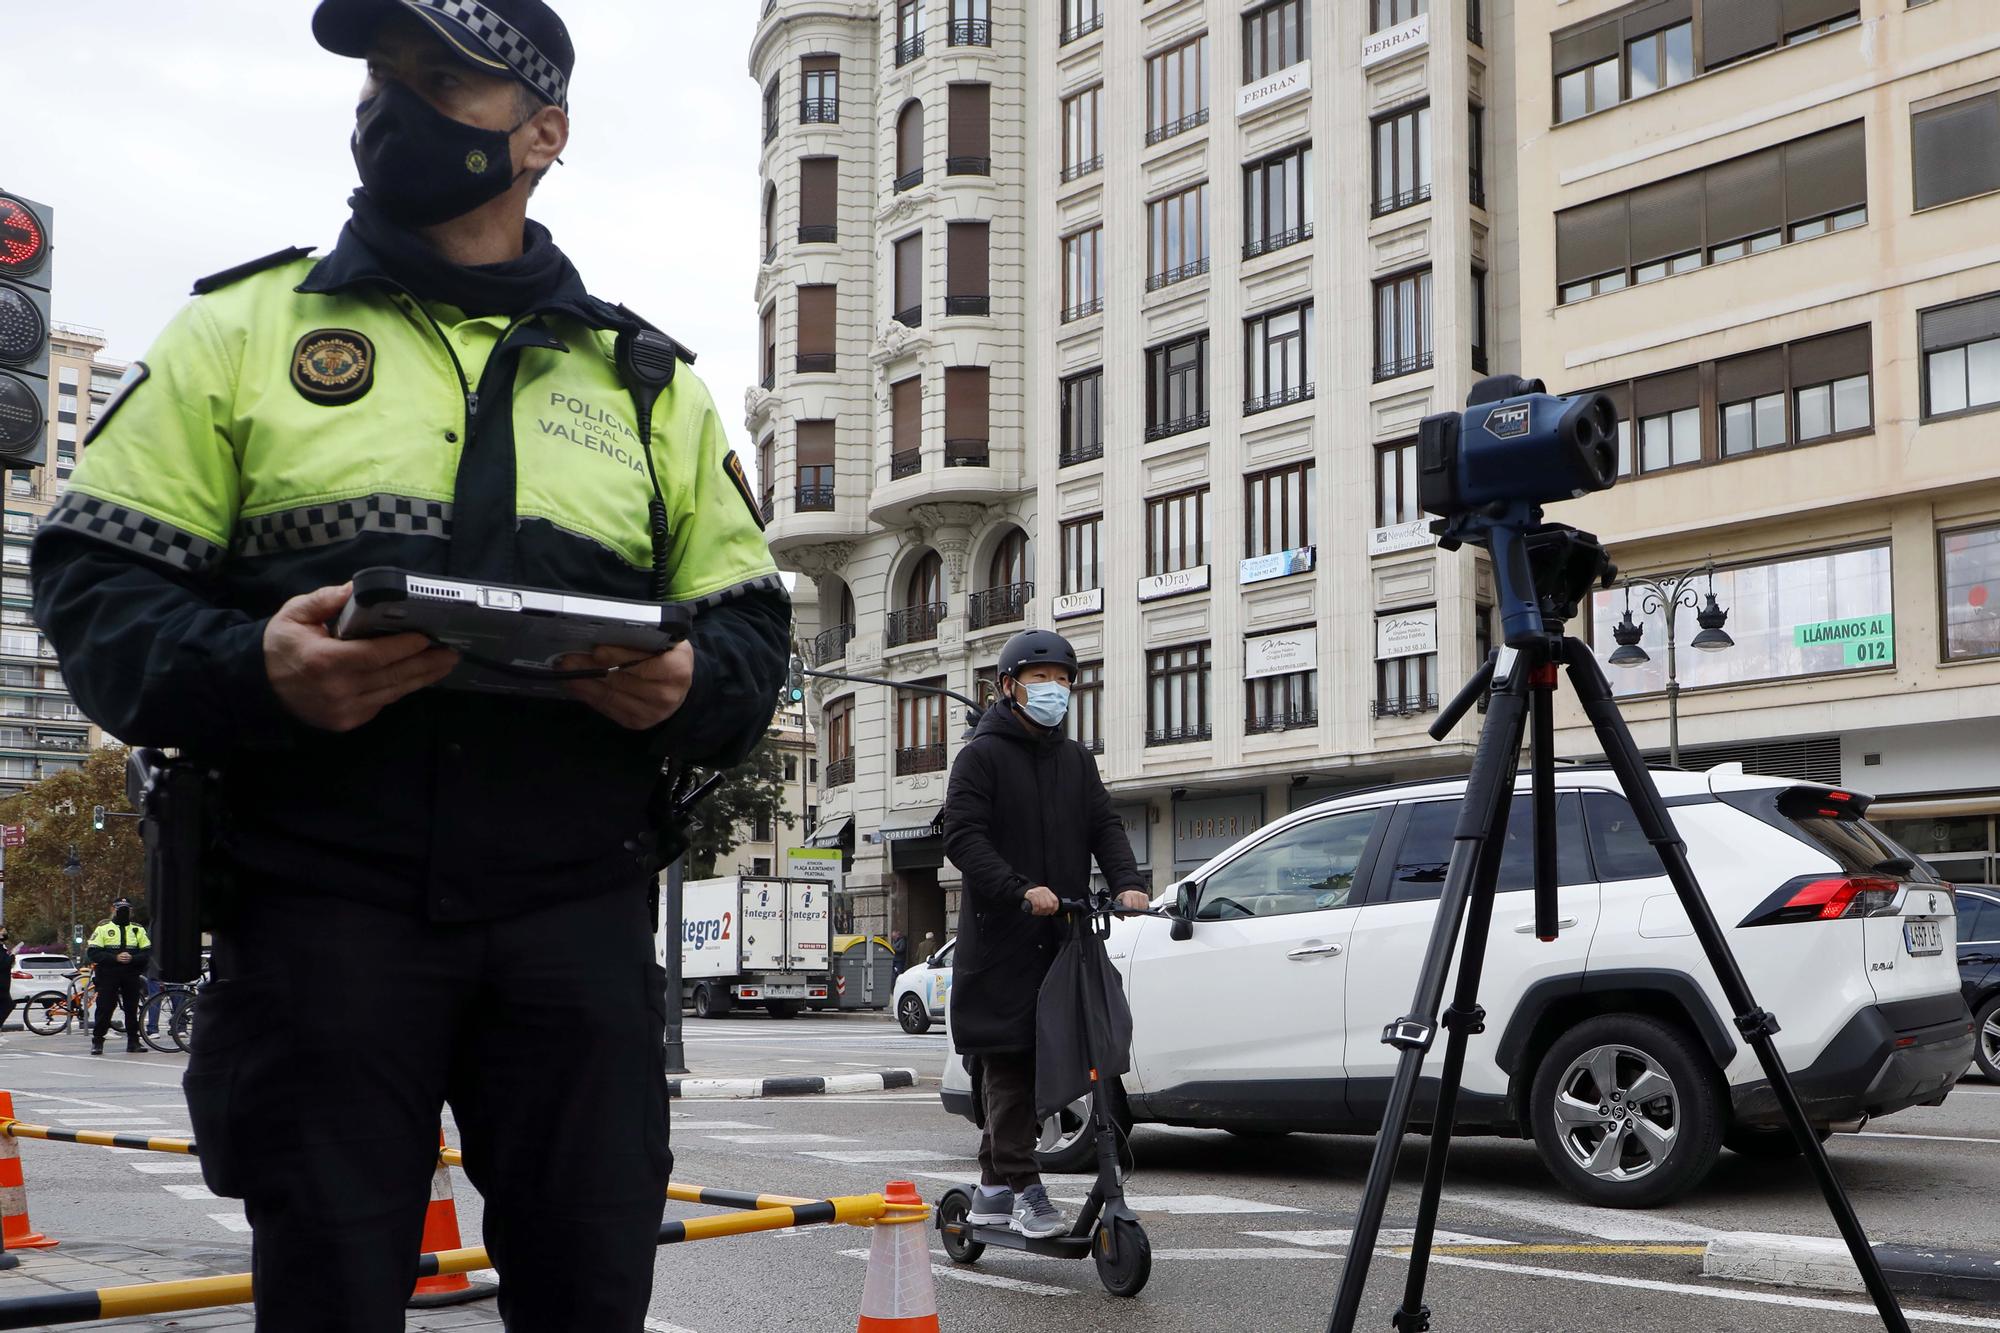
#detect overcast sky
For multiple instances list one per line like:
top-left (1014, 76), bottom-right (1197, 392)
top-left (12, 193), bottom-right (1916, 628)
top-left (12, 1), bottom-right (763, 466)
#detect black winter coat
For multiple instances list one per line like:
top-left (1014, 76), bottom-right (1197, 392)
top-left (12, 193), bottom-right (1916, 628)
top-left (943, 704), bottom-right (1145, 1054)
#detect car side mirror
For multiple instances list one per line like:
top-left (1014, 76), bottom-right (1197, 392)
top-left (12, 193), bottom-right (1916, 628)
top-left (1170, 880), bottom-right (1198, 941)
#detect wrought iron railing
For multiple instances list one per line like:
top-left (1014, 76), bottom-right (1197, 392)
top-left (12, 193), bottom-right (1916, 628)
top-left (760, 369), bottom-right (775, 391)
top-left (949, 18), bottom-right (991, 45)
top-left (1145, 410), bottom-right (1209, 441)
top-left (894, 304), bottom-right (923, 328)
top-left (944, 295), bottom-right (990, 316)
top-left (795, 484), bottom-right (837, 512)
top-left (1145, 723), bottom-right (1212, 747)
top-left (1060, 12), bottom-right (1103, 43)
top-left (944, 442), bottom-right (991, 468)
top-left (886, 602), bottom-right (946, 647)
top-left (1145, 108), bottom-right (1210, 146)
top-left (890, 448), bottom-right (923, 479)
top-left (1469, 171), bottom-right (1486, 210)
top-left (947, 155), bottom-right (991, 176)
top-left (1061, 296), bottom-right (1103, 323)
top-left (812, 623), bottom-right (856, 665)
top-left (1246, 707), bottom-right (1319, 735)
top-left (824, 755), bottom-right (856, 787)
top-left (967, 582), bottom-right (1032, 630)
top-left (1061, 154), bottom-right (1103, 183)
top-left (895, 743), bottom-right (948, 775)
top-left (758, 495), bottom-right (776, 524)
top-left (1145, 256), bottom-right (1210, 291)
top-left (894, 167), bottom-right (925, 192)
top-left (1373, 351), bottom-right (1434, 382)
top-left (1059, 439), bottom-right (1104, 466)
top-left (796, 353), bottom-right (836, 374)
top-left (1374, 694), bottom-right (1440, 719)
top-left (1244, 223), bottom-right (1313, 260)
top-left (1244, 384), bottom-right (1314, 415)
top-left (895, 34), bottom-right (925, 65)
top-left (1372, 182), bottom-right (1432, 218)
top-left (798, 223), bottom-right (837, 243)
top-left (801, 98), bottom-right (839, 124)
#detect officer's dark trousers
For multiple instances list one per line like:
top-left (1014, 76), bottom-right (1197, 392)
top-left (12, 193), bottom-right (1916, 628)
top-left (91, 967), bottom-right (142, 1044)
top-left (977, 1051), bottom-right (1042, 1191)
top-left (185, 885), bottom-right (671, 1333)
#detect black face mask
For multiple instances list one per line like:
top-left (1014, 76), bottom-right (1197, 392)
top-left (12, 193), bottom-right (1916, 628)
top-left (113, 907), bottom-right (130, 925)
top-left (352, 80), bottom-right (531, 227)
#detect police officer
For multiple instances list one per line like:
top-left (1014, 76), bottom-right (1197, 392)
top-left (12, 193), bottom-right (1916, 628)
top-left (31, 2), bottom-right (786, 1328)
top-left (86, 899), bottom-right (151, 1056)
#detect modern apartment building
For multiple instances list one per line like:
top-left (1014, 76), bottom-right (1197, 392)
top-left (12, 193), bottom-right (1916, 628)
top-left (0, 324), bottom-right (116, 795)
top-left (720, 709), bottom-right (821, 879)
top-left (749, 0), bottom-right (1032, 941)
top-left (1521, 0), bottom-right (2000, 882)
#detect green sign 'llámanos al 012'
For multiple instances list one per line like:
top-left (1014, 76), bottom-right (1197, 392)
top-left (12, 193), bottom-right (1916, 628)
top-left (1793, 614), bottom-right (1894, 667)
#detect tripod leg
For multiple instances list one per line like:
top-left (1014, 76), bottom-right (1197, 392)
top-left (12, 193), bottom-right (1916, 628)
top-left (1328, 660), bottom-right (1534, 1333)
top-left (1560, 638), bottom-right (1912, 1333)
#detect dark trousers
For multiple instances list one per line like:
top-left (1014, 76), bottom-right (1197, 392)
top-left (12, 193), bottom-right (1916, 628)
top-left (184, 886), bottom-right (672, 1333)
top-left (92, 968), bottom-right (142, 1043)
top-left (977, 1051), bottom-right (1041, 1191)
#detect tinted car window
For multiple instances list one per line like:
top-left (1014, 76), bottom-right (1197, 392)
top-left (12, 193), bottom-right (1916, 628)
top-left (1385, 794), bottom-right (1590, 904)
top-left (1958, 893), bottom-right (1997, 942)
top-left (1582, 792), bottom-right (1663, 882)
top-left (1792, 814), bottom-right (1939, 883)
top-left (1197, 807), bottom-right (1381, 920)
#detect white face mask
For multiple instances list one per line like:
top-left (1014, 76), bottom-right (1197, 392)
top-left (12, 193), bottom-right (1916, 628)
top-left (1016, 680), bottom-right (1071, 727)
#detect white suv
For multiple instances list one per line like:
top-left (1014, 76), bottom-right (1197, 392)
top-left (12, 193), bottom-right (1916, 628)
top-left (942, 765), bottom-right (1974, 1207)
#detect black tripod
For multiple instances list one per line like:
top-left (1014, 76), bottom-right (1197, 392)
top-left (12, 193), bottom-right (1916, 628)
top-left (1325, 524), bottom-right (1909, 1333)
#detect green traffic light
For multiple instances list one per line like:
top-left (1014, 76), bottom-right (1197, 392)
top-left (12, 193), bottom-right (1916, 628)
top-left (91, 805), bottom-right (105, 831)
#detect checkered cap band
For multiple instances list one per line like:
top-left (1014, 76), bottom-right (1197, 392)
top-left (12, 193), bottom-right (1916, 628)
top-left (410, 0), bottom-right (569, 107)
top-left (236, 494), bottom-right (452, 559)
top-left (45, 493), bottom-right (225, 576)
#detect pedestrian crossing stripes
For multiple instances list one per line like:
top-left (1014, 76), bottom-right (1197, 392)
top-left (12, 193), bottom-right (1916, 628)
top-left (702, 1133), bottom-right (858, 1145)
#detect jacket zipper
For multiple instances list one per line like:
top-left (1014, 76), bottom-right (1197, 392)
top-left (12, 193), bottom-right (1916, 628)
top-left (379, 282), bottom-right (527, 446)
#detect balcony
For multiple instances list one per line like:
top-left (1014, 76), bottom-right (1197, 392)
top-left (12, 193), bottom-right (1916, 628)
top-left (1144, 410), bottom-right (1209, 442)
top-left (811, 623), bottom-right (856, 665)
top-left (1145, 108), bottom-right (1210, 146)
top-left (1372, 183), bottom-right (1432, 219)
top-left (824, 755), bottom-right (856, 788)
top-left (1060, 12), bottom-right (1103, 43)
top-left (796, 352), bottom-right (837, 374)
top-left (801, 98), bottom-right (839, 125)
top-left (1059, 439), bottom-right (1103, 467)
top-left (949, 18), bottom-right (991, 45)
top-left (1060, 155), bottom-right (1103, 184)
top-left (890, 448), bottom-right (923, 479)
top-left (1470, 171), bottom-right (1486, 210)
top-left (763, 118), bottom-right (778, 145)
top-left (795, 484), bottom-right (837, 512)
top-left (1373, 352), bottom-right (1434, 383)
top-left (886, 602), bottom-right (945, 648)
top-left (946, 155), bottom-right (991, 176)
top-left (798, 224), bottom-right (837, 244)
top-left (1145, 257), bottom-right (1210, 292)
top-left (758, 494), bottom-right (776, 525)
top-left (894, 304), bottom-right (923, 329)
top-left (966, 581), bottom-right (1032, 631)
top-left (944, 442), bottom-right (991, 468)
top-left (1374, 694), bottom-right (1439, 720)
top-left (1246, 707), bottom-right (1319, 735)
top-left (761, 368), bottom-right (775, 391)
top-left (894, 167), bottom-right (925, 192)
top-left (944, 295), bottom-right (990, 317)
top-left (1061, 296), bottom-right (1103, 324)
top-left (895, 742), bottom-right (948, 776)
top-left (895, 34), bottom-right (925, 65)
top-left (762, 243), bottom-right (777, 265)
top-left (1145, 723), bottom-right (1212, 747)
top-left (1244, 385), bottom-right (1314, 415)
top-left (1244, 223), bottom-right (1313, 260)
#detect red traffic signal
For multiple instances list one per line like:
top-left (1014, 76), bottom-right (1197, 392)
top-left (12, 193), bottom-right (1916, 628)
top-left (0, 197), bottom-right (48, 277)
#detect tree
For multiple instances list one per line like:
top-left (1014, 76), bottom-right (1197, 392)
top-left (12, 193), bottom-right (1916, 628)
top-left (0, 746), bottom-right (143, 953)
top-left (683, 733), bottom-right (794, 879)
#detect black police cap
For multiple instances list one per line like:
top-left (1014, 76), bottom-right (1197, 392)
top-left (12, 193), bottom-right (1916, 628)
top-left (314, 0), bottom-right (575, 108)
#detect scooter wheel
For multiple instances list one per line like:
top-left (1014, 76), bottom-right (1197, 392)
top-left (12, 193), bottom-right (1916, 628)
top-left (936, 1189), bottom-right (985, 1264)
top-left (1094, 1217), bottom-right (1151, 1297)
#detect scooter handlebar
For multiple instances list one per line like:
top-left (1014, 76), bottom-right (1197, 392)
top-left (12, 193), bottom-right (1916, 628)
top-left (1019, 895), bottom-right (1166, 917)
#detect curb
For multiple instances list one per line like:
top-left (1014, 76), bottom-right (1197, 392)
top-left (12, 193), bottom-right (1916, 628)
top-left (1704, 1233), bottom-right (2000, 1306)
top-left (668, 1068), bottom-right (919, 1100)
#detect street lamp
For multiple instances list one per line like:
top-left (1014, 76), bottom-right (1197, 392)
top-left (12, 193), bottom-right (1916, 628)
top-left (1604, 561), bottom-right (1734, 769)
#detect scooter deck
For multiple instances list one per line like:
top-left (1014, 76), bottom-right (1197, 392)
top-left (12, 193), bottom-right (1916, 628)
top-left (945, 1221), bottom-right (1095, 1259)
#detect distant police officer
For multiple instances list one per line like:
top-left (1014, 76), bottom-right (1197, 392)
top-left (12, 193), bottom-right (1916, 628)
top-left (86, 900), bottom-right (152, 1056)
top-left (31, 2), bottom-right (786, 1329)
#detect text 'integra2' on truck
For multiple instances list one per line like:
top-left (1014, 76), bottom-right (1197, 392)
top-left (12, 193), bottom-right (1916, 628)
top-left (658, 876), bottom-right (833, 1018)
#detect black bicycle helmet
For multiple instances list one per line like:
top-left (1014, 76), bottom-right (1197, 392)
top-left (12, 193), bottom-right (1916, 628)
top-left (997, 629), bottom-right (1079, 682)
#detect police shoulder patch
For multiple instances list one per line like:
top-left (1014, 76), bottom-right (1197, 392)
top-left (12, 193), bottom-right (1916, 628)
top-left (190, 245), bottom-right (315, 296)
top-left (722, 450), bottom-right (766, 531)
top-left (291, 329), bottom-right (375, 406)
top-left (82, 361), bottom-right (150, 446)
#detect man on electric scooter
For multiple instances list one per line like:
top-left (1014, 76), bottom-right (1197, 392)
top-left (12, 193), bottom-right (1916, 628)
top-left (942, 629), bottom-right (1150, 1239)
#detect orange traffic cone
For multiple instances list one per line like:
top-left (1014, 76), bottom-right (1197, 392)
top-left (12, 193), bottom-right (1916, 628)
top-left (857, 1181), bottom-right (940, 1332)
top-left (0, 1092), bottom-right (55, 1249)
top-left (407, 1130), bottom-right (494, 1309)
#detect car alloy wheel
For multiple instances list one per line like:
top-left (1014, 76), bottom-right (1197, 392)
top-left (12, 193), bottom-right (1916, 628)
top-left (1038, 1094), bottom-right (1092, 1158)
top-left (1979, 997), bottom-right (2000, 1080)
top-left (1551, 1043), bottom-right (1681, 1182)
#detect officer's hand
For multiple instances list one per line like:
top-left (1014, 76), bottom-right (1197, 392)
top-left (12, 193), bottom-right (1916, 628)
top-left (116, 951), bottom-right (132, 964)
top-left (559, 641), bottom-right (695, 731)
top-left (1024, 886), bottom-right (1060, 916)
top-left (264, 584), bottom-right (460, 733)
top-left (1116, 890), bottom-right (1152, 914)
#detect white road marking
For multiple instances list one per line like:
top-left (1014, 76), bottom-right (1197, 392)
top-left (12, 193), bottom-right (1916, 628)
top-left (1467, 1196), bottom-right (1721, 1242)
top-left (130, 1161), bottom-right (205, 1174)
top-left (671, 1119), bottom-right (769, 1130)
top-left (54, 1117), bottom-right (165, 1126)
top-left (837, 1249), bottom-right (1073, 1296)
top-left (643, 1319), bottom-right (700, 1333)
top-left (208, 1213), bottom-right (252, 1233)
top-left (908, 1170), bottom-right (1099, 1188)
top-left (1415, 1252), bottom-right (2000, 1329)
top-left (702, 1133), bottom-right (857, 1145)
top-left (1852, 1131), bottom-right (2000, 1145)
top-left (1248, 1229), bottom-right (1515, 1248)
top-left (162, 1183), bottom-right (217, 1200)
top-left (1151, 1248), bottom-right (1331, 1260)
top-left (802, 1149), bottom-right (971, 1164)
top-left (1050, 1193), bottom-right (1304, 1215)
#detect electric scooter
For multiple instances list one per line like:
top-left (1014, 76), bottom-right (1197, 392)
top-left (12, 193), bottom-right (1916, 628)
top-left (935, 894), bottom-right (1157, 1298)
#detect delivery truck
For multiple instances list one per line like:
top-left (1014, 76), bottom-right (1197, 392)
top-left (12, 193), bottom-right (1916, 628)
top-left (664, 876), bottom-right (833, 1018)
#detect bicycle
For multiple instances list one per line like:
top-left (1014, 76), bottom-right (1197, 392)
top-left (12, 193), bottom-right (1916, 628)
top-left (140, 982), bottom-right (198, 1053)
top-left (22, 969), bottom-right (126, 1037)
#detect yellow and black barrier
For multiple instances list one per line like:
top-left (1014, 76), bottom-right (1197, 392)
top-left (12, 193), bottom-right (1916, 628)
top-left (0, 1120), bottom-right (196, 1157)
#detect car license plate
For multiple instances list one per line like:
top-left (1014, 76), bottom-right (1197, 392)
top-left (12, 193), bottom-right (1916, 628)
top-left (1903, 919), bottom-right (1943, 957)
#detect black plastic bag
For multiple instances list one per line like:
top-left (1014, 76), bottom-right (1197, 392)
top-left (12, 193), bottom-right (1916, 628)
top-left (1034, 920), bottom-right (1135, 1122)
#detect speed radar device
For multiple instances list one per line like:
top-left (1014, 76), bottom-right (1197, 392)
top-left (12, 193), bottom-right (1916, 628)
top-left (0, 192), bottom-right (53, 471)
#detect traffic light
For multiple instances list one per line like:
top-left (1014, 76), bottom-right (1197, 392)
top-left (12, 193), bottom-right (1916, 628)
top-left (91, 805), bottom-right (105, 831)
top-left (785, 655), bottom-right (805, 704)
top-left (0, 192), bottom-right (53, 472)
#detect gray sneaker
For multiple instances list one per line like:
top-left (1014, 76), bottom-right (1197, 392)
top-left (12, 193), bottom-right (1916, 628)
top-left (1011, 1183), bottom-right (1067, 1239)
top-left (966, 1186), bottom-right (1013, 1226)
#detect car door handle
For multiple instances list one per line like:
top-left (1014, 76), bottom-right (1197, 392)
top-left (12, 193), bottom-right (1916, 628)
top-left (1286, 943), bottom-right (1343, 960)
top-left (1513, 917), bottom-right (1579, 934)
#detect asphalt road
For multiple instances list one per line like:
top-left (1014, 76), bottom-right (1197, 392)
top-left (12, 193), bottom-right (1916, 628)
top-left (1, 1014), bottom-right (1995, 1333)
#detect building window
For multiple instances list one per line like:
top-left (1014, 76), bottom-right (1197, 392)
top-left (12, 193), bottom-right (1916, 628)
top-left (1146, 644), bottom-right (1211, 745)
top-left (1062, 226), bottom-right (1103, 322)
top-left (799, 157), bottom-right (839, 243)
top-left (1709, 0), bottom-right (1859, 70)
top-left (1371, 0), bottom-right (1424, 32)
top-left (1247, 666), bottom-right (1317, 733)
top-left (1146, 182), bottom-right (1209, 289)
top-left (764, 76), bottom-right (780, 142)
top-left (825, 697), bottom-right (855, 786)
top-left (796, 420), bottom-right (836, 511)
top-left (889, 553), bottom-right (946, 647)
top-left (1244, 462), bottom-right (1313, 559)
top-left (946, 221), bottom-right (989, 317)
top-left (1922, 293), bottom-right (2000, 420)
top-left (753, 811), bottom-right (773, 842)
top-left (1146, 33), bottom-right (1210, 145)
top-left (1060, 369), bottom-right (1103, 464)
top-left (1372, 102), bottom-right (1430, 216)
top-left (1376, 438), bottom-right (1420, 528)
top-left (890, 375), bottom-right (922, 478)
top-left (1471, 267), bottom-right (1488, 373)
top-left (1146, 488), bottom-right (1208, 577)
top-left (971, 529), bottom-right (1031, 629)
top-left (895, 100), bottom-right (926, 191)
top-left (1557, 53), bottom-right (1619, 123)
top-left (1068, 662), bottom-right (1105, 753)
top-left (1062, 86), bottom-right (1102, 182)
top-left (943, 366), bottom-right (990, 467)
top-left (1061, 515), bottom-right (1102, 595)
top-left (1374, 269), bottom-right (1433, 380)
top-left (1376, 640), bottom-right (1437, 718)
top-left (896, 679), bottom-right (948, 774)
top-left (895, 0), bottom-right (926, 65)
top-left (1626, 22), bottom-right (1694, 100)
top-left (1636, 376), bottom-right (1700, 473)
top-left (1242, 0), bottom-right (1309, 82)
top-left (1146, 333), bottom-right (1209, 440)
top-left (1061, 0), bottom-right (1103, 44)
top-left (762, 184), bottom-right (777, 260)
top-left (1243, 143), bottom-right (1312, 258)
top-left (950, 0), bottom-right (991, 46)
top-left (1557, 122), bottom-right (1865, 303)
top-left (1469, 103), bottom-right (1486, 207)
top-left (801, 55), bottom-right (839, 122)
top-left (759, 304), bottom-right (776, 389)
top-left (893, 232), bottom-right (923, 328)
top-left (1942, 523), bottom-right (2000, 662)
top-left (947, 83), bottom-right (991, 175)
top-left (1914, 90), bottom-right (2000, 211)
top-left (796, 284), bottom-right (837, 374)
top-left (1245, 301), bottom-right (1313, 413)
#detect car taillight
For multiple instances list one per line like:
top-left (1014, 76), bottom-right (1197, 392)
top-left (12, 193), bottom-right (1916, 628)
top-left (1740, 875), bottom-right (1902, 927)
top-left (8, 970), bottom-right (28, 980)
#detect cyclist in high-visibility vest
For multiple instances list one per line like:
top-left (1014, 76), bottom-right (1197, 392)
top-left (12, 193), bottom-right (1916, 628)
top-left (85, 899), bottom-right (150, 1055)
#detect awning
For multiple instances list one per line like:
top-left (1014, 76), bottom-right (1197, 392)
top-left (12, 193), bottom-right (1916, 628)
top-left (877, 806), bottom-right (943, 843)
top-left (806, 815), bottom-right (853, 848)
